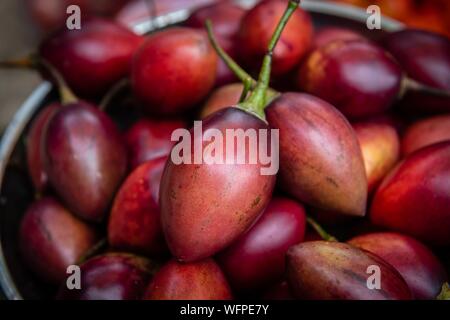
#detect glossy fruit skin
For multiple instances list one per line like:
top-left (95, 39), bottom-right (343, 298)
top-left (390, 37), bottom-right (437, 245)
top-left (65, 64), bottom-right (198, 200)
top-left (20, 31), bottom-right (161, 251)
top-left (371, 141), bottom-right (450, 245)
top-left (160, 107), bottom-right (276, 262)
top-left (218, 197), bottom-right (306, 292)
top-left (349, 232), bottom-right (448, 300)
top-left (286, 241), bottom-right (413, 300)
top-left (353, 120), bottom-right (400, 193)
top-left (297, 40), bottom-right (402, 119)
top-left (131, 27), bottom-right (217, 115)
top-left (266, 93), bottom-right (367, 217)
top-left (201, 83), bottom-right (243, 119)
top-left (44, 101), bottom-right (127, 222)
top-left (382, 29), bottom-right (450, 114)
top-left (312, 27), bottom-right (365, 50)
top-left (108, 157), bottom-right (168, 256)
top-left (143, 258), bottom-right (232, 300)
top-left (57, 253), bottom-right (154, 300)
top-left (237, 0), bottom-right (313, 76)
top-left (401, 114), bottom-right (450, 156)
top-left (19, 197), bottom-right (98, 284)
top-left (40, 18), bottom-right (143, 98)
top-left (124, 119), bottom-right (185, 170)
top-left (26, 103), bottom-right (59, 192)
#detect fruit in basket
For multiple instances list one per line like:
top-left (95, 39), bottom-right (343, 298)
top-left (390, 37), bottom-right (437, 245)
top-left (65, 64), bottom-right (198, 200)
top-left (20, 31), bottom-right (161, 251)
top-left (381, 29), bottom-right (450, 114)
top-left (312, 27), bottom-right (365, 50)
top-left (286, 241), bottom-right (413, 300)
top-left (349, 232), bottom-right (448, 299)
top-left (401, 114), bottom-right (450, 157)
top-left (108, 157), bottom-right (168, 256)
top-left (265, 93), bottom-right (367, 217)
top-left (19, 197), bottom-right (99, 284)
top-left (44, 101), bottom-right (127, 222)
top-left (353, 120), bottom-right (400, 193)
top-left (237, 0), bottom-right (313, 76)
top-left (200, 83), bottom-right (244, 118)
top-left (124, 119), bottom-right (185, 169)
top-left (297, 40), bottom-right (403, 119)
top-left (370, 141), bottom-right (450, 246)
top-left (144, 258), bottom-right (232, 300)
top-left (57, 253), bottom-right (154, 300)
top-left (40, 18), bottom-right (143, 98)
top-left (26, 103), bottom-right (59, 192)
top-left (218, 197), bottom-right (306, 292)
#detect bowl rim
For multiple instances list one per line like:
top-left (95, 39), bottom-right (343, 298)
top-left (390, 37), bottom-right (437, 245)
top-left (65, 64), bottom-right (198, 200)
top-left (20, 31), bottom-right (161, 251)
top-left (0, 0), bottom-right (403, 300)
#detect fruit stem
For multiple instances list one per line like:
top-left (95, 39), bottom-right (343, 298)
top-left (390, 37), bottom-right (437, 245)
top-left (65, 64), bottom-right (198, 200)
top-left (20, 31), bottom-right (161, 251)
top-left (38, 59), bottom-right (78, 105)
top-left (400, 77), bottom-right (450, 99)
top-left (99, 78), bottom-right (130, 111)
top-left (437, 282), bottom-right (450, 300)
top-left (306, 216), bottom-right (338, 242)
top-left (76, 238), bottom-right (108, 265)
top-left (239, 0), bottom-right (300, 119)
top-left (0, 56), bottom-right (36, 69)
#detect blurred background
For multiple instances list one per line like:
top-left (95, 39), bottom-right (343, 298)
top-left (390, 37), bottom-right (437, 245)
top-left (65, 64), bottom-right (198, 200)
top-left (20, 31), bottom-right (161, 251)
top-left (0, 0), bottom-right (449, 132)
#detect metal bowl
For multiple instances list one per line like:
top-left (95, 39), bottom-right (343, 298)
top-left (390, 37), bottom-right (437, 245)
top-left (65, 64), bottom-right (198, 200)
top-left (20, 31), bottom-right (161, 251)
top-left (0, 0), bottom-right (403, 300)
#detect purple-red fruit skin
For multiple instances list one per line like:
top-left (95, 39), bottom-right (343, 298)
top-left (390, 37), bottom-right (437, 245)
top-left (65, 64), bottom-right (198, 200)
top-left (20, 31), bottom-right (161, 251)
top-left (40, 18), bottom-right (143, 98)
top-left (218, 197), bottom-right (306, 292)
top-left (57, 253), bottom-right (154, 300)
top-left (19, 197), bottom-right (98, 284)
top-left (124, 119), bottom-right (185, 170)
top-left (370, 141), bottom-right (450, 246)
top-left (44, 101), bottom-right (127, 222)
top-left (108, 157), bottom-right (168, 256)
top-left (349, 232), bottom-right (448, 299)
top-left (298, 40), bottom-right (402, 119)
top-left (312, 27), bottom-right (365, 51)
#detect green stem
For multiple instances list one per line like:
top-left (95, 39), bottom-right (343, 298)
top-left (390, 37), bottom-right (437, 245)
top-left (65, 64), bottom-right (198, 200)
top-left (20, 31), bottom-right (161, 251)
top-left (239, 78), bottom-right (252, 103)
top-left (306, 216), bottom-right (338, 242)
top-left (401, 77), bottom-right (450, 99)
top-left (239, 0), bottom-right (300, 119)
top-left (38, 59), bottom-right (78, 105)
top-left (437, 282), bottom-right (450, 300)
top-left (99, 78), bottom-right (130, 111)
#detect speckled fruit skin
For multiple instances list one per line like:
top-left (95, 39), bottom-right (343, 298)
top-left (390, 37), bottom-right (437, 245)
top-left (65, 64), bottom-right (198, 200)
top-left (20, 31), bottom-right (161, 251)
top-left (131, 27), bottom-right (217, 115)
top-left (201, 83), bottom-right (244, 119)
top-left (44, 101), bottom-right (127, 222)
top-left (312, 27), bottom-right (365, 50)
top-left (26, 103), bottom-right (59, 192)
top-left (349, 232), bottom-right (448, 299)
top-left (40, 18), bottom-right (143, 98)
top-left (370, 141), bottom-right (450, 246)
top-left (218, 197), bottom-right (306, 293)
top-left (286, 241), bottom-right (413, 300)
top-left (353, 120), bottom-right (400, 193)
top-left (160, 107), bottom-right (276, 262)
top-left (19, 197), bottom-right (98, 284)
top-left (401, 114), bottom-right (450, 156)
top-left (382, 29), bottom-right (450, 114)
top-left (265, 93), bottom-right (367, 217)
top-left (108, 157), bottom-right (168, 256)
top-left (57, 253), bottom-right (154, 300)
top-left (143, 258), bottom-right (232, 300)
top-left (237, 0), bottom-right (313, 76)
top-left (297, 40), bottom-right (402, 120)
top-left (124, 119), bottom-right (185, 170)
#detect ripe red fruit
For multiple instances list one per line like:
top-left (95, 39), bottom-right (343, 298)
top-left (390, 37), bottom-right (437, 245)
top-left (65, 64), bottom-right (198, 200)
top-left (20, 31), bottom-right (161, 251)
top-left (40, 18), bottom-right (143, 98)
top-left (26, 103), bottom-right (59, 192)
top-left (370, 141), bottom-right (450, 246)
top-left (297, 40), bottom-right (402, 119)
top-left (19, 197), bottom-right (98, 284)
top-left (237, 0), bottom-right (313, 76)
top-left (218, 197), bottom-right (306, 292)
top-left (57, 253), bottom-right (154, 300)
top-left (200, 83), bottom-right (243, 118)
top-left (349, 232), bottom-right (448, 299)
top-left (108, 157), bottom-right (168, 256)
top-left (286, 241), bottom-right (413, 300)
top-left (144, 258), bottom-right (232, 300)
top-left (131, 27), bottom-right (217, 115)
top-left (266, 93), bottom-right (367, 217)
top-left (312, 27), bottom-right (365, 50)
top-left (124, 119), bottom-right (185, 170)
top-left (44, 101), bottom-right (127, 222)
